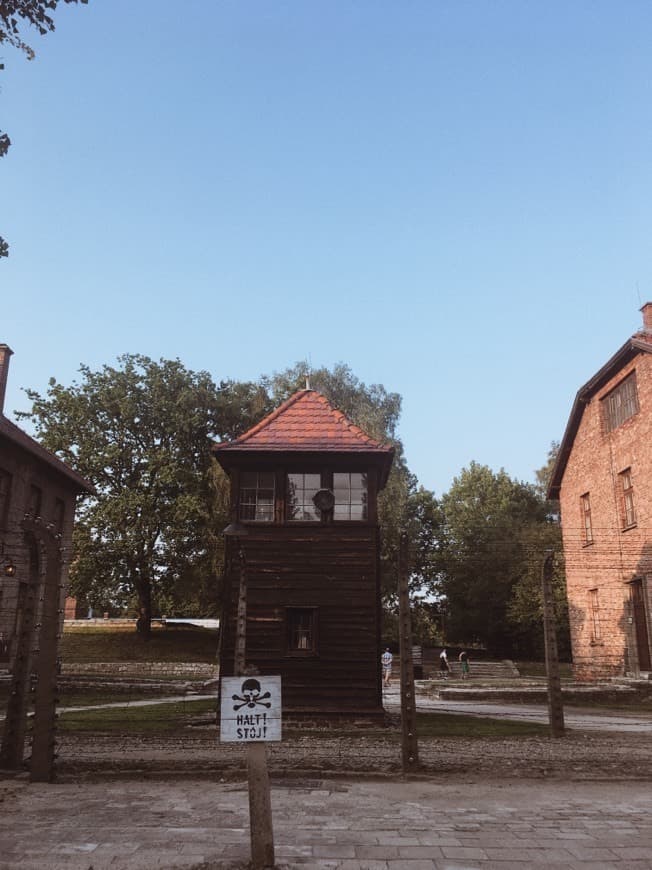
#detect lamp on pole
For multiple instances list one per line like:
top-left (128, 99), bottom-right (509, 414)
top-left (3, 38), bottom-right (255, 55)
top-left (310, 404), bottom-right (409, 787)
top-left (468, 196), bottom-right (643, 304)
top-left (1, 541), bottom-right (16, 577)
top-left (222, 520), bottom-right (274, 869)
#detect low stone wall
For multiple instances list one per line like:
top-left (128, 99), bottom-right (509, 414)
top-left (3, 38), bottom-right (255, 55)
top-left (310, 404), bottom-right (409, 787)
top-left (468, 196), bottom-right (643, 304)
top-left (64, 619), bottom-right (142, 626)
top-left (61, 662), bottom-right (217, 678)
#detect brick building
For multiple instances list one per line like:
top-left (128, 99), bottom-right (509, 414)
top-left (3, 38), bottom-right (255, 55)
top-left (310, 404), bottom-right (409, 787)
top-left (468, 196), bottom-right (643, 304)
top-left (549, 304), bottom-right (652, 679)
top-left (0, 344), bottom-right (92, 666)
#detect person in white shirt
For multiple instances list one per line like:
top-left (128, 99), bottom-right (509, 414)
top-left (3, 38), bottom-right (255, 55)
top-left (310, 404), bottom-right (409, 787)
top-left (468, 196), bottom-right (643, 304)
top-left (381, 648), bottom-right (393, 685)
top-left (439, 648), bottom-right (450, 679)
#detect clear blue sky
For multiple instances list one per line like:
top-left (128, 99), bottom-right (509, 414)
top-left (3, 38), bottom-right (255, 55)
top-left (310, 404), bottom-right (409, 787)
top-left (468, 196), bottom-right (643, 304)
top-left (2, 1), bottom-right (651, 495)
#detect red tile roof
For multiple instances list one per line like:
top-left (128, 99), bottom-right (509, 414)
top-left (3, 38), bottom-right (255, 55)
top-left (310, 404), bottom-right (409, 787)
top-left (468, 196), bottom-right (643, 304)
top-left (0, 414), bottom-right (94, 493)
top-left (214, 389), bottom-right (394, 455)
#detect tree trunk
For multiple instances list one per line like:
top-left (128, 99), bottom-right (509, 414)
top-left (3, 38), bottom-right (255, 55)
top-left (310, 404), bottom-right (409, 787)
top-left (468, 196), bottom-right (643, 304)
top-left (135, 582), bottom-right (152, 638)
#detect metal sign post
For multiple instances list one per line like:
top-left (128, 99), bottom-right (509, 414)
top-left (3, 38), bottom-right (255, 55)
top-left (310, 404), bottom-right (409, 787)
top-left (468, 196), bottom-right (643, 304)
top-left (221, 675), bottom-right (281, 868)
top-left (222, 523), bottom-right (277, 868)
top-left (220, 676), bottom-right (282, 868)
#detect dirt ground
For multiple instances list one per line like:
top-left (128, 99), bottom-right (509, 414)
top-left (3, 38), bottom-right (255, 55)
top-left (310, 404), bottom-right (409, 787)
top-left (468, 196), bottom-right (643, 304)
top-left (54, 723), bottom-right (652, 783)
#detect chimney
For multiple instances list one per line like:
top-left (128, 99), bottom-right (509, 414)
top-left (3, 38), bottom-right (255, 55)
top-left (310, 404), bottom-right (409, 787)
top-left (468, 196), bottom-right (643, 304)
top-left (0, 344), bottom-right (14, 415)
top-left (640, 302), bottom-right (652, 335)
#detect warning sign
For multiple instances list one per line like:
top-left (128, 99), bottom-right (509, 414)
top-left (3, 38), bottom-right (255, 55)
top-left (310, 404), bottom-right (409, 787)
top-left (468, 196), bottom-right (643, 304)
top-left (220, 676), bottom-right (282, 742)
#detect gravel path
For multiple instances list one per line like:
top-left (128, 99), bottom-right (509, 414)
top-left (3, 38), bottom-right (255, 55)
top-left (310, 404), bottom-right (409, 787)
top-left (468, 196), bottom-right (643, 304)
top-left (55, 724), bottom-right (652, 782)
top-left (27, 683), bottom-right (651, 783)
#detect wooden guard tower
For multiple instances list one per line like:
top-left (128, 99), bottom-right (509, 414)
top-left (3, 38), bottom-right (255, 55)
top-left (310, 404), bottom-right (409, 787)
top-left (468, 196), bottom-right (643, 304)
top-left (213, 388), bottom-right (394, 716)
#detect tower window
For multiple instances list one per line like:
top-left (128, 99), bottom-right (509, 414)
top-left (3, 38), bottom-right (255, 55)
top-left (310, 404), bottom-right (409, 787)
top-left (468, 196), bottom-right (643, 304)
top-left (287, 473), bottom-right (321, 522)
top-left (333, 472), bottom-right (368, 520)
top-left (239, 472), bottom-right (275, 522)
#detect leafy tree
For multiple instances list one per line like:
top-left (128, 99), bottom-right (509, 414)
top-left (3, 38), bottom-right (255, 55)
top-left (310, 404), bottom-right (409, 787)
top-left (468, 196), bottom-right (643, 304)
top-left (439, 462), bottom-right (552, 656)
top-left (510, 441), bottom-right (570, 657)
top-left (0, 0), bottom-right (89, 257)
top-left (405, 486), bottom-right (444, 596)
top-left (382, 599), bottom-right (445, 647)
top-left (534, 440), bottom-right (560, 499)
top-left (506, 523), bottom-right (570, 661)
top-left (22, 355), bottom-right (443, 637)
top-left (19, 354), bottom-right (267, 636)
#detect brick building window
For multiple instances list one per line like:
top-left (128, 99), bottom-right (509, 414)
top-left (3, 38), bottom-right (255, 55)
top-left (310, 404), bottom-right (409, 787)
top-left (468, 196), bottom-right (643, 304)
top-left (619, 468), bottom-right (636, 529)
top-left (239, 472), bottom-right (275, 522)
top-left (53, 498), bottom-right (66, 535)
top-left (602, 372), bottom-right (639, 432)
top-left (286, 607), bottom-right (318, 654)
top-left (581, 493), bottom-right (593, 545)
top-left (0, 468), bottom-right (11, 530)
top-left (589, 588), bottom-right (601, 642)
top-left (28, 485), bottom-right (42, 518)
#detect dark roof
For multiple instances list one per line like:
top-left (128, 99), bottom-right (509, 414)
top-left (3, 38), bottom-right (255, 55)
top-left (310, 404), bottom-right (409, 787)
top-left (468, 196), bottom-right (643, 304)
top-left (0, 414), bottom-right (94, 494)
top-left (547, 334), bottom-right (652, 500)
top-left (213, 389), bottom-right (395, 483)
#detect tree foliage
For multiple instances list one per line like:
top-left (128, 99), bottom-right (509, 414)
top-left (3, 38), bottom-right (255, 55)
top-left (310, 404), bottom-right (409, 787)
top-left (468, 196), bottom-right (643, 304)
top-left (438, 461), bottom-right (566, 657)
top-left (404, 486), bottom-right (444, 595)
top-left (0, 0), bottom-right (88, 59)
top-left (534, 440), bottom-right (560, 499)
top-left (0, 0), bottom-right (89, 257)
top-left (506, 522), bottom-right (570, 660)
top-left (1, 70), bottom-right (11, 258)
top-left (19, 354), bottom-right (267, 635)
top-left (22, 354), bottom-right (565, 658)
top-left (21, 356), bottom-right (436, 633)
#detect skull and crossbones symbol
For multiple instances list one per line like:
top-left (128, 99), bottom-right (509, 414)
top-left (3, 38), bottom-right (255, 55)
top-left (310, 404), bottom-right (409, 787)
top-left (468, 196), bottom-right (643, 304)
top-left (231, 678), bottom-right (272, 711)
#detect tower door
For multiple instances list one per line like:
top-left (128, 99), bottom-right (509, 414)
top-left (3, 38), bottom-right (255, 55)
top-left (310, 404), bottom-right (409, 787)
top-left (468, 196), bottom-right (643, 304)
top-left (630, 579), bottom-right (651, 672)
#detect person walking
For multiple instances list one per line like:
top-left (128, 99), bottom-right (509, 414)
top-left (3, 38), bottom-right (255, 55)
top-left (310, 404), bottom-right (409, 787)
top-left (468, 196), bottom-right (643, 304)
top-left (439, 648), bottom-right (450, 679)
top-left (381, 648), bottom-right (393, 686)
top-left (459, 649), bottom-right (470, 679)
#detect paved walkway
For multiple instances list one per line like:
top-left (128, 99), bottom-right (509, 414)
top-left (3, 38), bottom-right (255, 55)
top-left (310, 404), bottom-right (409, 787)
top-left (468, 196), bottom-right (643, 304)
top-left (2, 776), bottom-right (652, 869)
top-left (382, 684), bottom-right (652, 733)
top-left (420, 698), bottom-right (652, 732)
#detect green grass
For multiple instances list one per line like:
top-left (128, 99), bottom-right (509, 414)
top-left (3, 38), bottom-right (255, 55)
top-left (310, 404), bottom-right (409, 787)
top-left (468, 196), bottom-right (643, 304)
top-left (60, 624), bottom-right (219, 663)
top-left (415, 711), bottom-right (548, 738)
top-left (57, 697), bottom-right (217, 733)
top-left (52, 697), bottom-right (547, 739)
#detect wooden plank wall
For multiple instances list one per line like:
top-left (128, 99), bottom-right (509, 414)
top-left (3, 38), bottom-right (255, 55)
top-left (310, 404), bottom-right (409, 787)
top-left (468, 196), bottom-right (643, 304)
top-left (221, 525), bottom-right (382, 712)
